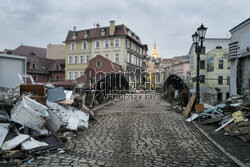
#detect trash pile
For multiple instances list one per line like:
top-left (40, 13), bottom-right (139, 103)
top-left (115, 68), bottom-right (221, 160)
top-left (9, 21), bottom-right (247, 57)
top-left (185, 95), bottom-right (250, 142)
top-left (0, 83), bottom-right (93, 165)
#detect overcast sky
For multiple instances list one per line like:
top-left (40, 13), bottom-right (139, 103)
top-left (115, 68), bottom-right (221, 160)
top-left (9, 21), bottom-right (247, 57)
top-left (0, 0), bottom-right (249, 58)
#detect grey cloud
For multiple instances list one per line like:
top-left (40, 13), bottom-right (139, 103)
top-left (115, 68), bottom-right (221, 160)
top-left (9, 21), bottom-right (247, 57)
top-left (0, 0), bottom-right (249, 57)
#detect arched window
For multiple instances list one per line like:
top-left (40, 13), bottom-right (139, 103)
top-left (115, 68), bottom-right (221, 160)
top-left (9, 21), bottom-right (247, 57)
top-left (96, 60), bottom-right (102, 68)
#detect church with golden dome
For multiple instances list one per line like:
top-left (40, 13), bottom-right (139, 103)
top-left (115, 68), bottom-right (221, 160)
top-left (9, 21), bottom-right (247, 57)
top-left (148, 42), bottom-right (160, 89)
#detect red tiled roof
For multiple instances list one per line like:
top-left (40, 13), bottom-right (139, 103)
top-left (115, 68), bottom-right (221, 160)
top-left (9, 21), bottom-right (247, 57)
top-left (76, 75), bottom-right (85, 83)
top-left (41, 80), bottom-right (74, 86)
top-left (12, 45), bottom-right (46, 58)
top-left (65, 24), bottom-right (142, 45)
top-left (161, 58), bottom-right (173, 63)
top-left (111, 62), bottom-right (123, 72)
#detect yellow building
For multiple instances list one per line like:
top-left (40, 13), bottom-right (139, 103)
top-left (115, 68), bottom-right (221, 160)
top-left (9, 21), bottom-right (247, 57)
top-left (64, 21), bottom-right (146, 80)
top-left (192, 48), bottom-right (230, 104)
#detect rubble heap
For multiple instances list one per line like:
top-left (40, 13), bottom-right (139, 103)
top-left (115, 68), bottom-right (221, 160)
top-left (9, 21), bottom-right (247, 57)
top-left (0, 83), bottom-right (94, 165)
top-left (185, 95), bottom-right (250, 142)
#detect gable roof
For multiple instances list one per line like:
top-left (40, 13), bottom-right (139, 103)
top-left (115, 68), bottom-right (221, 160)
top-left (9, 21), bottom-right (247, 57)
top-left (161, 58), bottom-right (173, 63)
top-left (88, 55), bottom-right (123, 73)
top-left (12, 45), bottom-right (47, 58)
top-left (65, 24), bottom-right (142, 45)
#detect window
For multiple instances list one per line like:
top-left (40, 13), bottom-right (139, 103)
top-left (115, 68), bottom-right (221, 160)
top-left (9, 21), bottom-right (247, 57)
top-left (68, 56), bottom-right (72, 64)
top-left (104, 53), bottom-right (109, 59)
top-left (127, 53), bottom-right (130, 63)
top-left (68, 72), bottom-right (72, 80)
top-left (56, 64), bottom-right (59, 69)
top-left (201, 47), bottom-right (205, 54)
top-left (115, 39), bottom-right (120, 47)
top-left (104, 40), bottom-right (109, 48)
top-left (80, 56), bottom-right (84, 64)
top-left (200, 75), bottom-right (205, 83)
top-left (32, 63), bottom-right (36, 69)
top-left (226, 92), bottom-right (230, 99)
top-left (219, 60), bottom-right (223, 69)
top-left (216, 46), bottom-right (222, 49)
top-left (217, 92), bottom-right (223, 102)
top-left (101, 29), bottom-right (105, 36)
top-left (134, 56), bottom-right (136, 65)
top-left (56, 75), bottom-right (59, 81)
top-left (80, 72), bottom-right (83, 76)
top-left (82, 42), bottom-right (87, 50)
top-left (200, 60), bottom-right (205, 69)
top-left (33, 75), bottom-right (37, 81)
top-left (71, 43), bottom-right (76, 51)
top-left (227, 76), bottom-right (230, 85)
top-left (96, 60), bottom-right (102, 68)
top-left (72, 33), bottom-right (76, 40)
top-left (85, 55), bottom-right (90, 63)
top-left (228, 60), bottom-right (231, 69)
top-left (84, 31), bottom-right (88, 38)
top-left (115, 53), bottom-right (120, 62)
top-left (218, 76), bottom-right (223, 85)
top-left (95, 41), bottom-right (100, 48)
top-left (74, 55), bottom-right (78, 64)
top-left (74, 72), bottom-right (78, 80)
top-left (131, 54), bottom-right (134, 64)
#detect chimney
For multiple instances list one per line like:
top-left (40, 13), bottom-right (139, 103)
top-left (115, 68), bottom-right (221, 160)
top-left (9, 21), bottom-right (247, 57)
top-left (73, 26), bottom-right (76, 32)
top-left (96, 23), bottom-right (100, 28)
top-left (109, 20), bottom-right (115, 36)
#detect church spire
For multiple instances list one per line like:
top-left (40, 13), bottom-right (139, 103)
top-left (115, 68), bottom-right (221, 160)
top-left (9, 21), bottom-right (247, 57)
top-left (154, 42), bottom-right (157, 50)
top-left (151, 42), bottom-right (159, 59)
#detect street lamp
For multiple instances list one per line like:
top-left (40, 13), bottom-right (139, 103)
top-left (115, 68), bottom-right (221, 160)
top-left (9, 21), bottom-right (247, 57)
top-left (192, 24), bottom-right (207, 104)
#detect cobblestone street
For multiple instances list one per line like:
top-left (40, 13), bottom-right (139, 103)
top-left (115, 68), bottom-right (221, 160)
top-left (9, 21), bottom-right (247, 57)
top-left (22, 94), bottom-right (237, 167)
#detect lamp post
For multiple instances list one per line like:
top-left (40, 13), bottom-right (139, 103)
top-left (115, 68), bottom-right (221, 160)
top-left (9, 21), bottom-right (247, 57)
top-left (192, 24), bottom-right (207, 104)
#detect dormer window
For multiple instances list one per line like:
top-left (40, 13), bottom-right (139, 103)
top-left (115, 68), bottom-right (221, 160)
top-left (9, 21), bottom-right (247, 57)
top-left (56, 64), bottom-right (59, 69)
top-left (101, 29), bottom-right (105, 36)
top-left (32, 63), bottom-right (36, 69)
top-left (84, 31), bottom-right (88, 38)
top-left (72, 32), bottom-right (76, 39)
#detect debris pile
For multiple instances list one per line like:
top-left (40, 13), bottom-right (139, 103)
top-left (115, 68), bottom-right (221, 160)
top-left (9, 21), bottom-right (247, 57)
top-left (0, 82), bottom-right (93, 165)
top-left (185, 95), bottom-right (250, 142)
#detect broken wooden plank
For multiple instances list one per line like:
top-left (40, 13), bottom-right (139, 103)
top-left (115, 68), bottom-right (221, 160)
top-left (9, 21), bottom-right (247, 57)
top-left (19, 85), bottom-right (46, 96)
top-left (201, 117), bottom-right (222, 125)
top-left (238, 126), bottom-right (250, 135)
top-left (182, 94), bottom-right (196, 118)
top-left (57, 100), bottom-right (74, 105)
top-left (3, 150), bottom-right (27, 159)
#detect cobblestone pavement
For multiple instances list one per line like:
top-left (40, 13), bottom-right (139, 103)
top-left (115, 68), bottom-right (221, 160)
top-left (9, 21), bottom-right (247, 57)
top-left (21, 94), bottom-right (237, 167)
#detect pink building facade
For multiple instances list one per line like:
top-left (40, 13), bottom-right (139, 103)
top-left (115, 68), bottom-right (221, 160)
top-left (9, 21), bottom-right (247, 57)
top-left (172, 59), bottom-right (190, 81)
